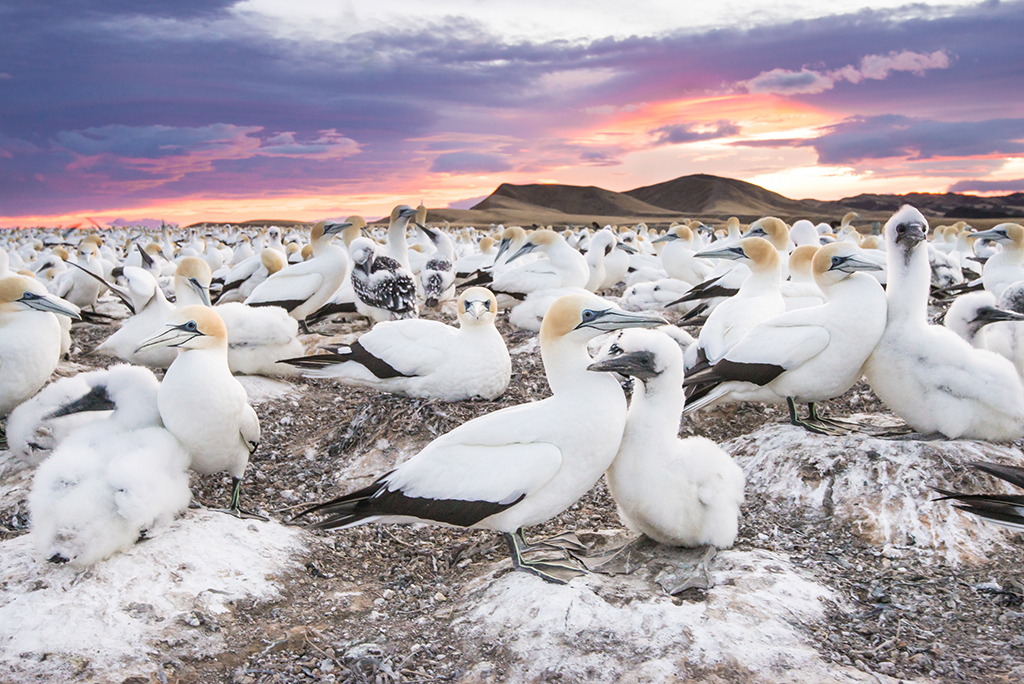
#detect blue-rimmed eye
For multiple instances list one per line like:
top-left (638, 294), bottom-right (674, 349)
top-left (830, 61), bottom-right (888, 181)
top-left (184, 320), bottom-right (198, 332)
top-left (831, 256), bottom-right (842, 267)
top-left (581, 309), bottom-right (597, 322)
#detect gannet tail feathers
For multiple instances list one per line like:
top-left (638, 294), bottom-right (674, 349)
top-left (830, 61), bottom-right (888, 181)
top-left (934, 463), bottom-right (1024, 530)
top-left (294, 474), bottom-right (524, 529)
top-left (279, 340), bottom-right (414, 379)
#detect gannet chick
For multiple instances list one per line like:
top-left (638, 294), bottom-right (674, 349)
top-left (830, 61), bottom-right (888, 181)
top-left (135, 306), bottom-right (263, 518)
top-left (589, 329), bottom-right (744, 547)
top-left (349, 237), bottom-right (419, 323)
top-left (385, 205), bottom-right (419, 272)
top-left (281, 287), bottom-right (510, 400)
top-left (6, 371), bottom-right (104, 460)
top-left (296, 294), bottom-right (667, 583)
top-left (934, 462), bottom-right (1024, 530)
top-left (863, 206), bottom-right (1024, 440)
top-left (0, 276), bottom-right (82, 422)
top-left (416, 224), bottom-right (456, 308)
top-left (943, 291), bottom-right (1024, 348)
top-left (28, 365), bottom-right (191, 567)
top-left (245, 220), bottom-right (351, 332)
top-left (683, 242), bottom-right (887, 433)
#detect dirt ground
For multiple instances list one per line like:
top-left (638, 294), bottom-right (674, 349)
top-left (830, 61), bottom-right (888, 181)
top-left (4, 309), bottom-right (1024, 684)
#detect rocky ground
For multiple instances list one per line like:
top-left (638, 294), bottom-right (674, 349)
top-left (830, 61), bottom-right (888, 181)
top-left (2, 308), bottom-right (1024, 684)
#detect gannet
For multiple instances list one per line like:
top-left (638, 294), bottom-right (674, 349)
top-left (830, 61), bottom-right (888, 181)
top-left (89, 266), bottom-right (179, 368)
top-left (863, 206), bottom-right (1024, 440)
top-left (216, 248), bottom-right (287, 304)
top-left (0, 276), bottom-right (81, 423)
top-left (684, 237), bottom-right (784, 372)
top-left (416, 224), bottom-right (456, 308)
top-left (781, 245), bottom-right (825, 310)
top-left (943, 291), bottom-right (1024, 349)
top-left (385, 205), bottom-right (419, 272)
top-left (6, 372), bottom-right (97, 460)
top-left (620, 279), bottom-right (696, 313)
top-left (245, 220), bottom-right (351, 332)
top-left (455, 236), bottom-right (497, 278)
top-left (296, 294), bottom-right (666, 583)
top-left (584, 229), bottom-right (617, 292)
top-left (282, 287), bottom-right (511, 400)
top-left (53, 242), bottom-right (104, 310)
top-left (601, 235), bottom-right (632, 290)
top-left (934, 462), bottom-right (1024, 530)
top-left (589, 329), bottom-right (744, 547)
top-left (491, 230), bottom-right (590, 302)
top-left (135, 306), bottom-right (263, 517)
top-left (683, 242), bottom-right (887, 433)
top-left (28, 364), bottom-right (191, 567)
top-left (654, 224), bottom-right (713, 286)
top-left (349, 237), bottom-right (419, 323)
top-left (972, 223), bottom-right (1024, 298)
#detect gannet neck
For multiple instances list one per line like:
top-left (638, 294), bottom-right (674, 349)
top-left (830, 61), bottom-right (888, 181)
top-left (886, 232), bottom-right (930, 323)
top-left (541, 336), bottom-right (603, 396)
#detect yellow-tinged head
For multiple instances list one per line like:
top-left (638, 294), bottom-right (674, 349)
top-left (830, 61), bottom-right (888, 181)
top-left (788, 245), bottom-right (819, 278)
top-left (261, 249), bottom-right (286, 274)
top-left (390, 204), bottom-right (417, 224)
top-left (539, 293), bottom-right (666, 346)
top-left (458, 287), bottom-right (498, 325)
top-left (745, 217), bottom-right (789, 250)
top-left (478, 236), bottom-right (495, 253)
top-left (0, 275), bottom-right (82, 319)
top-left (812, 242), bottom-right (882, 289)
top-left (175, 256), bottom-right (212, 286)
top-left (135, 305), bottom-right (227, 353)
top-left (52, 246), bottom-right (69, 261)
top-left (973, 222), bottom-right (1024, 247)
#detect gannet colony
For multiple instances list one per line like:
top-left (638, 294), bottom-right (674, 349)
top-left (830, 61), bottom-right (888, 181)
top-left (2, 203), bottom-right (1024, 682)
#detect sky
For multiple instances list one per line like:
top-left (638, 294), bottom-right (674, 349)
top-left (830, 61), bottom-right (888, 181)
top-left (1, 0), bottom-right (1023, 226)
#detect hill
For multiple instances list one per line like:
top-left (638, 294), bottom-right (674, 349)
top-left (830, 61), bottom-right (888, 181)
top-left (624, 173), bottom-right (819, 216)
top-left (472, 183), bottom-right (677, 217)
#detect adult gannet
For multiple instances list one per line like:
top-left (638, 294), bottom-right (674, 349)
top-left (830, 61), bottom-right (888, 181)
top-left (684, 237), bottom-right (784, 372)
top-left (349, 237), bottom-right (419, 323)
top-left (28, 364), bottom-right (192, 567)
top-left (216, 248), bottom-right (287, 304)
top-left (863, 206), bottom-right (1024, 440)
top-left (654, 224), bottom-right (713, 286)
top-left (89, 266), bottom-right (179, 368)
top-left (934, 462), bottom-right (1024, 530)
top-left (296, 294), bottom-right (666, 583)
top-left (135, 306), bottom-right (263, 517)
top-left (52, 242), bottom-right (104, 310)
top-left (490, 230), bottom-right (590, 302)
top-left (282, 287), bottom-right (510, 400)
top-left (245, 220), bottom-right (351, 332)
top-left (589, 329), bottom-right (744, 547)
top-left (781, 245), bottom-right (825, 310)
top-left (972, 223), bottom-right (1024, 298)
top-left (683, 242), bottom-right (887, 433)
top-left (0, 276), bottom-right (81, 424)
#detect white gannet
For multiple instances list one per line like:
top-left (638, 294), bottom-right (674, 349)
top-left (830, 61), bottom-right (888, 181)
top-left (216, 248), bottom-right (287, 304)
top-left (295, 294), bottom-right (666, 583)
top-left (28, 365), bottom-right (192, 567)
top-left (90, 266), bottom-right (178, 368)
top-left (584, 229), bottom-right (616, 292)
top-left (53, 242), bottom-right (104, 310)
top-left (6, 372), bottom-right (98, 460)
top-left (282, 287), bottom-right (511, 400)
top-left (781, 245), bottom-right (825, 311)
top-left (0, 276), bottom-right (82, 424)
top-left (683, 242), bottom-right (887, 433)
top-left (863, 206), bottom-right (1024, 440)
top-left (491, 229), bottom-right (590, 303)
top-left (349, 237), bottom-right (419, 323)
top-left (972, 223), bottom-right (1024, 299)
top-left (653, 224), bottom-right (713, 286)
top-left (943, 290), bottom-right (1024, 349)
top-left (245, 220), bottom-right (351, 332)
top-left (685, 237), bottom-right (784, 372)
top-left (135, 306), bottom-right (263, 517)
top-left (589, 329), bottom-right (744, 547)
top-left (385, 205), bottom-right (419, 272)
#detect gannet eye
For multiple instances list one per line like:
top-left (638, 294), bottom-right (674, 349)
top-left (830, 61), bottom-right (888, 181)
top-left (831, 256), bottom-right (842, 267)
top-left (581, 309), bottom-right (598, 322)
top-left (184, 320), bottom-right (198, 332)
top-left (608, 343), bottom-right (623, 356)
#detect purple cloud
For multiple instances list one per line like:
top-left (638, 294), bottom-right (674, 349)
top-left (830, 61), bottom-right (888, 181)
top-left (651, 120), bottom-right (741, 145)
top-left (430, 152), bottom-right (511, 174)
top-left (948, 178), bottom-right (1024, 193)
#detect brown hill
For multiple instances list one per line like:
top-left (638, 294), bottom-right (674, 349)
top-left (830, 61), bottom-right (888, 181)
top-left (625, 173), bottom-right (819, 215)
top-left (472, 183), bottom-right (677, 217)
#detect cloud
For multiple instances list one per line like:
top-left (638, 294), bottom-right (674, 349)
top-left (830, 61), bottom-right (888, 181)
top-left (740, 50), bottom-right (952, 95)
top-left (651, 120), bottom-right (741, 145)
top-left (430, 152), bottom-right (511, 174)
top-left (947, 178), bottom-right (1024, 193)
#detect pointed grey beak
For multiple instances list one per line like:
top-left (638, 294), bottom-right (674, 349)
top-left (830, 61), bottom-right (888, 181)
top-left (188, 277), bottom-right (211, 306)
top-left (616, 242), bottom-right (638, 254)
top-left (45, 384), bottom-right (116, 420)
top-left (465, 299), bottom-right (490, 320)
top-left (894, 221), bottom-right (927, 247)
top-left (19, 291), bottom-right (82, 320)
top-left (696, 245), bottom-right (746, 261)
top-left (652, 233), bottom-right (677, 244)
top-left (137, 244), bottom-right (154, 268)
top-left (973, 306), bottom-right (1024, 326)
top-left (829, 254), bottom-right (883, 273)
top-left (324, 221), bottom-right (351, 237)
top-left (398, 207), bottom-right (418, 220)
top-left (507, 242), bottom-right (539, 263)
top-left (135, 321), bottom-right (203, 352)
top-left (588, 350), bottom-right (659, 380)
top-left (416, 223), bottom-right (440, 245)
top-left (494, 237), bottom-right (512, 262)
top-left (575, 308), bottom-right (668, 332)
top-left (970, 228), bottom-right (1007, 242)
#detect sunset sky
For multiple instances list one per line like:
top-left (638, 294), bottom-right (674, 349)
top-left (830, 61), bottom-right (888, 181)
top-left (2, 0), bottom-right (1023, 226)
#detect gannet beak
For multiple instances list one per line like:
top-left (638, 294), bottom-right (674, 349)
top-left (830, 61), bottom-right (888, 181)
top-left (829, 255), bottom-right (883, 273)
top-left (399, 206), bottom-right (418, 219)
top-left (493, 237), bottom-right (512, 262)
top-left (466, 299), bottom-right (489, 319)
top-left (616, 242), bottom-right (638, 254)
top-left (507, 242), bottom-right (539, 263)
top-left (323, 221), bottom-right (351, 237)
top-left (19, 291), bottom-right (82, 320)
top-left (894, 221), bottom-right (927, 246)
top-left (137, 243), bottom-right (154, 268)
top-left (651, 233), bottom-right (676, 244)
top-left (45, 384), bottom-right (116, 420)
top-left (575, 308), bottom-right (667, 332)
top-left (135, 320), bottom-right (204, 352)
top-left (969, 228), bottom-right (1006, 241)
top-left (416, 223), bottom-right (440, 244)
top-left (972, 306), bottom-right (1024, 326)
top-left (695, 245), bottom-right (746, 261)
top-left (587, 350), bottom-right (659, 380)
top-left (188, 277), bottom-right (212, 306)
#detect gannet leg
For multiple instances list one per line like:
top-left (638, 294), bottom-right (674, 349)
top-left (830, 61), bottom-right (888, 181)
top-left (0, 423), bottom-right (7, 450)
top-left (299, 319), bottom-right (312, 335)
top-left (502, 530), bottom-right (587, 584)
top-left (808, 403), bottom-right (903, 436)
top-left (786, 398), bottom-right (846, 436)
top-left (520, 531), bottom-right (589, 554)
top-left (210, 477), bottom-right (269, 521)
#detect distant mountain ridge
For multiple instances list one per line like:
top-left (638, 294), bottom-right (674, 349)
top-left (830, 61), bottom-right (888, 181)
top-left (470, 174), bottom-right (1024, 220)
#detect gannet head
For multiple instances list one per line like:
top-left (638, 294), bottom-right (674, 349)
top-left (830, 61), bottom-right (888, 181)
top-left (46, 364), bottom-right (160, 426)
top-left (267, 226), bottom-right (282, 242)
top-left (788, 245), bottom-right (819, 279)
top-left (260, 248), bottom-right (287, 274)
top-left (174, 256), bottom-right (213, 306)
top-left (696, 236), bottom-right (777, 270)
top-left (390, 205), bottom-right (418, 224)
top-left (744, 217), bottom-right (789, 250)
top-left (945, 290), bottom-right (1024, 341)
top-left (507, 229), bottom-right (562, 263)
top-left (493, 226), bottom-right (527, 262)
top-left (458, 287), bottom-right (498, 325)
top-left (135, 305), bottom-right (227, 352)
top-left (971, 222), bottom-right (1024, 247)
top-left (588, 328), bottom-right (681, 383)
top-left (885, 205), bottom-right (928, 251)
top-left (0, 275), bottom-right (81, 320)
top-left (812, 242), bottom-right (882, 289)
top-left (540, 293), bottom-right (666, 345)
top-left (652, 224), bottom-right (693, 244)
top-left (340, 216), bottom-right (367, 247)
top-left (348, 237), bottom-right (378, 273)
top-left (478, 236), bottom-right (495, 254)
top-left (77, 242), bottom-right (99, 260)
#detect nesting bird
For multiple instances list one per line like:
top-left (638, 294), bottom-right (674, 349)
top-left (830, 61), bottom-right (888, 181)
top-left (589, 329), bottom-right (744, 547)
top-left (296, 293), bottom-right (666, 583)
top-left (281, 287), bottom-right (510, 401)
top-left (348, 237), bottom-right (419, 323)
